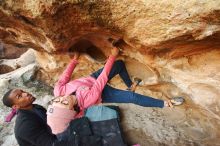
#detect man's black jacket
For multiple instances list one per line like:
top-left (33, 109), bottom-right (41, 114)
top-left (14, 104), bottom-right (75, 146)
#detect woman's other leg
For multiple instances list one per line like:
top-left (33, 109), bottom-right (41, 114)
top-left (91, 60), bottom-right (132, 88)
top-left (102, 85), bottom-right (164, 108)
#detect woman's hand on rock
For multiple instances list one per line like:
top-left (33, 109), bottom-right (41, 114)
top-left (72, 51), bottom-right (80, 60)
top-left (111, 47), bottom-right (119, 57)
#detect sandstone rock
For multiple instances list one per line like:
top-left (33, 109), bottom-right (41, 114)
top-left (0, 0), bottom-right (220, 145)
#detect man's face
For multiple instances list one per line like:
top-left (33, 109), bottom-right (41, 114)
top-left (52, 95), bottom-right (77, 110)
top-left (9, 89), bottom-right (36, 109)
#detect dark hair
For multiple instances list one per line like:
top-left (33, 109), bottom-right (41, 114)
top-left (2, 89), bottom-right (14, 107)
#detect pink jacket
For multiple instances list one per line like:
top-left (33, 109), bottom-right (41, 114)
top-left (53, 55), bottom-right (116, 117)
top-left (47, 56), bottom-right (115, 134)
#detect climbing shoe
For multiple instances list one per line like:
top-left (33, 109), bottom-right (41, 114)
top-left (127, 77), bottom-right (142, 91)
top-left (170, 97), bottom-right (185, 106)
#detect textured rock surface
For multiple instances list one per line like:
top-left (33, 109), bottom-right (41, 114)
top-left (1, 0), bottom-right (220, 146)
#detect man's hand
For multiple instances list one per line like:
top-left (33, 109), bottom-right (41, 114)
top-left (72, 52), bottom-right (79, 60)
top-left (111, 47), bottom-right (119, 57)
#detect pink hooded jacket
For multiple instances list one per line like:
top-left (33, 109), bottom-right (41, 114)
top-left (47, 55), bottom-right (116, 134)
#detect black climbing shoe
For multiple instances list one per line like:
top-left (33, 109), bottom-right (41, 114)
top-left (127, 77), bottom-right (142, 91)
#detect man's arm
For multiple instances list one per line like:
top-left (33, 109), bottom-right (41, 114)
top-left (54, 53), bottom-right (79, 96)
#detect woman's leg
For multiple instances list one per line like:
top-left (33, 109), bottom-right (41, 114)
top-left (91, 60), bottom-right (132, 88)
top-left (102, 85), bottom-right (164, 108)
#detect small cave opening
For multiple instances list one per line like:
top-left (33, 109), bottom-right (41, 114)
top-left (69, 39), bottom-right (107, 62)
top-left (0, 64), bottom-right (15, 74)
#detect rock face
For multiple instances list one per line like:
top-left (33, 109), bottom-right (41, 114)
top-left (1, 0), bottom-right (220, 146)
